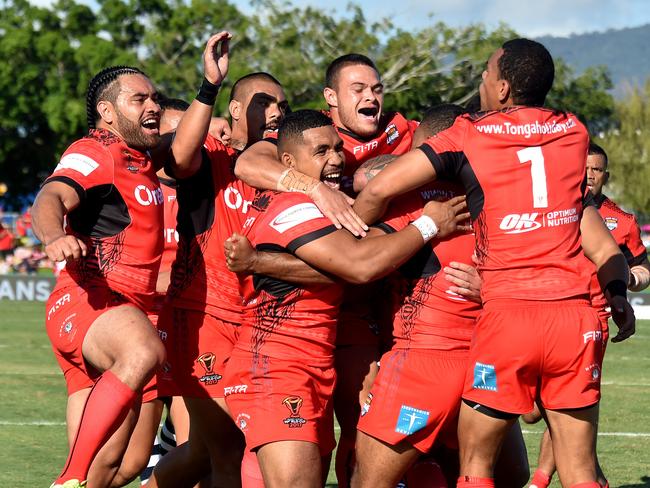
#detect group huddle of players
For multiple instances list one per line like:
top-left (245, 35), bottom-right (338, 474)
top-left (33, 30), bottom-right (649, 488)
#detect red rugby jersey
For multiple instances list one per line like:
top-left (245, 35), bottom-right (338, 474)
top-left (420, 107), bottom-right (592, 303)
top-left (335, 111), bottom-right (418, 196)
top-left (588, 194), bottom-right (648, 313)
top-left (232, 191), bottom-right (342, 366)
top-left (168, 134), bottom-right (256, 322)
top-left (378, 182), bottom-right (479, 351)
top-left (44, 129), bottom-right (163, 310)
top-left (159, 178), bottom-right (179, 273)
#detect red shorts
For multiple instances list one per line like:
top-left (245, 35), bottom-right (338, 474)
top-left (357, 348), bottom-right (467, 453)
top-left (463, 299), bottom-right (603, 414)
top-left (46, 284), bottom-right (131, 395)
top-left (223, 353), bottom-right (336, 456)
top-left (156, 306), bottom-right (239, 399)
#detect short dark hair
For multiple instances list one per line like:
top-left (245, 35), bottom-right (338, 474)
top-left (417, 104), bottom-right (468, 139)
top-left (325, 53), bottom-right (378, 89)
top-left (159, 96), bottom-right (190, 112)
top-left (277, 109), bottom-right (333, 153)
top-left (498, 39), bottom-right (554, 106)
top-left (230, 72), bottom-right (282, 102)
top-left (86, 66), bottom-right (146, 129)
top-left (588, 142), bottom-right (608, 168)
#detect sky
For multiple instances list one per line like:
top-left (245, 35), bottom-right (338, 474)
top-left (272, 0), bottom-right (650, 37)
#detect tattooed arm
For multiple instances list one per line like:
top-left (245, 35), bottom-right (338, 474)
top-left (352, 154), bottom-right (397, 193)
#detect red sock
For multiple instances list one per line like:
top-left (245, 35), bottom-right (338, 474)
top-left (55, 370), bottom-right (137, 482)
top-left (457, 476), bottom-right (495, 487)
top-left (241, 448), bottom-right (265, 488)
top-left (570, 483), bottom-right (601, 488)
top-left (529, 469), bottom-right (552, 488)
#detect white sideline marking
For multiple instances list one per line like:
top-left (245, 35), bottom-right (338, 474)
top-left (0, 371), bottom-right (62, 376)
top-left (601, 381), bottom-right (650, 387)
top-left (1, 422), bottom-right (649, 438)
top-left (521, 429), bottom-right (650, 438)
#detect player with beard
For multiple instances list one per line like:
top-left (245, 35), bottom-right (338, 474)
top-left (222, 109), bottom-right (467, 488)
top-left (233, 54), bottom-right (418, 486)
top-left (149, 71), bottom-right (292, 486)
top-left (34, 32), bottom-right (231, 488)
top-left (354, 39), bottom-right (635, 488)
top-left (523, 142), bottom-right (650, 488)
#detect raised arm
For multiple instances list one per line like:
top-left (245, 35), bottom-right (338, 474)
top-left (581, 205), bottom-right (635, 342)
top-left (168, 32), bottom-right (231, 179)
top-left (354, 148), bottom-right (437, 223)
top-left (32, 181), bottom-right (87, 262)
top-left (236, 140), bottom-right (368, 236)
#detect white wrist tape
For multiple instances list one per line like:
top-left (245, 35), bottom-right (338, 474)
top-left (410, 215), bottom-right (439, 243)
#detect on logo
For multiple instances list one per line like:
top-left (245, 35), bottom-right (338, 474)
top-left (135, 185), bottom-right (163, 206)
top-left (499, 213), bottom-right (542, 234)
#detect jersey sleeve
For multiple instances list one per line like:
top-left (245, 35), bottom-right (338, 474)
top-left (258, 193), bottom-right (337, 253)
top-left (624, 215), bottom-right (648, 266)
top-left (44, 139), bottom-right (113, 200)
top-left (417, 117), bottom-right (467, 180)
top-left (374, 192), bottom-right (422, 234)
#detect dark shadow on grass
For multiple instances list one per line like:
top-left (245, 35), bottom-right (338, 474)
top-left (619, 475), bottom-right (650, 488)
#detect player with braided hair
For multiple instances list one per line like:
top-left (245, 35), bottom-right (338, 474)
top-left (33, 32), bottom-right (231, 488)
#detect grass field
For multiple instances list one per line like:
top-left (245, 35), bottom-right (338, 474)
top-left (1, 300), bottom-right (649, 487)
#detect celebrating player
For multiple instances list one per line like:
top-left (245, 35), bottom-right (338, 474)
top-left (354, 38), bottom-right (635, 488)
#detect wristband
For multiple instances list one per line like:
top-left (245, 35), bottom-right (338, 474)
top-left (410, 215), bottom-right (439, 243)
top-left (604, 279), bottom-right (627, 299)
top-left (196, 77), bottom-right (220, 105)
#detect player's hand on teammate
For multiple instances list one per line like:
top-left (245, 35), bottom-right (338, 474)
top-left (609, 295), bottom-right (636, 343)
top-left (203, 31), bottom-right (232, 86)
top-left (311, 184), bottom-right (368, 237)
top-left (444, 261), bottom-right (482, 303)
top-left (44, 235), bottom-right (87, 262)
top-left (224, 232), bottom-right (257, 273)
top-left (209, 117), bottom-right (231, 144)
top-left (422, 196), bottom-right (471, 238)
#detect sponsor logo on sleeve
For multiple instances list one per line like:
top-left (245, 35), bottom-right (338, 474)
top-left (224, 384), bottom-right (248, 396)
top-left (55, 153), bottom-right (100, 176)
top-left (472, 362), bottom-right (497, 391)
top-left (604, 216), bottom-right (618, 231)
top-left (270, 203), bottom-right (324, 233)
top-left (385, 124), bottom-right (400, 145)
top-left (236, 413), bottom-right (251, 432)
top-left (395, 405), bottom-right (429, 435)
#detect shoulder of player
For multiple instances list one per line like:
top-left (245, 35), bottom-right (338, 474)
top-left (600, 196), bottom-right (638, 223)
top-left (203, 133), bottom-right (236, 155)
top-left (61, 133), bottom-right (115, 170)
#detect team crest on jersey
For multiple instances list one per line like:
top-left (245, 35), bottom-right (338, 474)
top-left (385, 123), bottom-right (400, 145)
top-left (59, 313), bottom-right (77, 342)
top-left (123, 151), bottom-right (140, 173)
top-left (196, 352), bottom-right (222, 385)
top-left (604, 216), bottom-right (618, 231)
top-left (252, 192), bottom-right (272, 211)
top-left (282, 396), bottom-right (307, 428)
top-left (236, 413), bottom-right (251, 432)
top-left (361, 393), bottom-right (373, 416)
top-left (472, 362), bottom-right (497, 391)
top-left (395, 405), bottom-right (429, 435)
top-left (585, 363), bottom-right (601, 382)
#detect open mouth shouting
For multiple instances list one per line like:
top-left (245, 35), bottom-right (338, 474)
top-left (322, 169), bottom-right (342, 190)
top-left (141, 116), bottom-right (160, 136)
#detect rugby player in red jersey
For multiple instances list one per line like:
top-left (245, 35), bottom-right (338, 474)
top-left (222, 108), bottom-right (467, 488)
top-left (354, 39), bottom-right (635, 488)
top-left (33, 31), bottom-right (231, 488)
top-left (350, 104), bottom-right (528, 488)
top-left (524, 142), bottom-right (650, 488)
top-left (233, 54), bottom-right (419, 486)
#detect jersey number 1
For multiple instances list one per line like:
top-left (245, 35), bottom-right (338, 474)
top-left (517, 146), bottom-right (548, 208)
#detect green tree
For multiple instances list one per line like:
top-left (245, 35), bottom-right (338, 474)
top-left (597, 81), bottom-right (650, 215)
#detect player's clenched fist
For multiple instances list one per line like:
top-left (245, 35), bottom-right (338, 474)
top-left (224, 232), bottom-right (257, 273)
top-left (45, 235), bottom-right (87, 262)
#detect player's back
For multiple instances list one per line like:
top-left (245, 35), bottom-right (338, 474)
top-left (423, 107), bottom-right (591, 303)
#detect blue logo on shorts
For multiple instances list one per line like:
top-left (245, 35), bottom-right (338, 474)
top-left (472, 362), bottom-right (497, 391)
top-left (395, 405), bottom-right (429, 435)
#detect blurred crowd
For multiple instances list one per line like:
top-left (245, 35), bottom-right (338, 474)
top-left (0, 207), bottom-right (55, 275)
